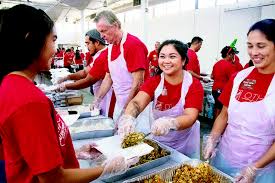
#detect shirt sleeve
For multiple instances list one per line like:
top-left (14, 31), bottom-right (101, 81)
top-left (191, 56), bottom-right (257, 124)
top-left (219, 73), bottom-right (237, 107)
top-left (125, 42), bottom-right (148, 73)
top-left (12, 101), bottom-right (63, 175)
top-left (186, 52), bottom-right (198, 72)
top-left (140, 76), bottom-right (161, 98)
top-left (184, 78), bottom-right (204, 111)
top-left (88, 53), bottom-right (108, 80)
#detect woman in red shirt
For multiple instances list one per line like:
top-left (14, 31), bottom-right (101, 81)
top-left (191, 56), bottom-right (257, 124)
top-left (0, 5), bottom-right (131, 183)
top-left (211, 46), bottom-right (239, 119)
top-left (117, 40), bottom-right (204, 158)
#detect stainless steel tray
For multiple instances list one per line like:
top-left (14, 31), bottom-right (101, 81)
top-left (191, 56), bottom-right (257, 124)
top-left (124, 159), bottom-right (234, 183)
top-left (70, 117), bottom-right (114, 140)
top-left (102, 140), bottom-right (171, 183)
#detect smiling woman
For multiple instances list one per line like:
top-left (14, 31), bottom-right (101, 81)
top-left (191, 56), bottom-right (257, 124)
top-left (204, 19), bottom-right (275, 183)
top-left (119, 39), bottom-right (204, 159)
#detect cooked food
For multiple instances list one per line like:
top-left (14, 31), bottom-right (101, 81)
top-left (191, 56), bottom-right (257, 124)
top-left (121, 132), bottom-right (145, 148)
top-left (172, 162), bottom-right (227, 183)
top-left (134, 139), bottom-right (170, 167)
top-left (135, 175), bottom-right (166, 183)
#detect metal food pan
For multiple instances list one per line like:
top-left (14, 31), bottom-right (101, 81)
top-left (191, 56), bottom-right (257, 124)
top-left (70, 117), bottom-right (114, 140)
top-left (102, 141), bottom-right (171, 183)
top-left (124, 159), bottom-right (234, 183)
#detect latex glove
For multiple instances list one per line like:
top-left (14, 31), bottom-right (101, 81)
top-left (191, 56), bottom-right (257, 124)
top-left (100, 156), bottom-right (139, 179)
top-left (203, 133), bottom-right (221, 160)
top-left (90, 97), bottom-right (102, 111)
top-left (57, 76), bottom-right (69, 84)
top-left (151, 117), bottom-right (180, 136)
top-left (117, 114), bottom-right (136, 138)
top-left (235, 165), bottom-right (258, 183)
top-left (75, 143), bottom-right (101, 160)
top-left (55, 83), bottom-right (66, 92)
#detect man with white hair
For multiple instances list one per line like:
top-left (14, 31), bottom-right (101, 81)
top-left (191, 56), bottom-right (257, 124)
top-left (92, 10), bottom-right (150, 134)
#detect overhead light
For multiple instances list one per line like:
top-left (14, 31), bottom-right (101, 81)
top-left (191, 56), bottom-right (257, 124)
top-left (65, 17), bottom-right (68, 22)
top-left (103, 0), bottom-right (108, 7)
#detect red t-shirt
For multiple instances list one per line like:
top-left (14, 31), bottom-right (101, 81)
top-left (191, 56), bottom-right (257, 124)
top-left (64, 52), bottom-right (73, 67)
top-left (107, 33), bottom-right (149, 79)
top-left (186, 49), bottom-right (200, 75)
top-left (211, 59), bottom-right (237, 91)
top-left (80, 53), bottom-right (85, 60)
top-left (148, 50), bottom-right (158, 67)
top-left (88, 49), bottom-right (108, 80)
top-left (0, 74), bottom-right (79, 182)
top-left (140, 74), bottom-right (204, 111)
top-left (234, 55), bottom-right (243, 71)
top-left (74, 57), bottom-right (83, 65)
top-left (219, 68), bottom-right (274, 107)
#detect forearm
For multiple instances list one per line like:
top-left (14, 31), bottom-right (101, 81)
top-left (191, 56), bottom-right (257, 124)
top-left (124, 101), bottom-right (141, 118)
top-left (210, 106), bottom-right (228, 136)
top-left (188, 70), bottom-right (202, 80)
top-left (38, 166), bottom-right (103, 183)
top-left (62, 167), bottom-right (103, 183)
top-left (124, 92), bottom-right (151, 118)
top-left (175, 109), bottom-right (199, 130)
top-left (176, 116), bottom-right (196, 130)
top-left (123, 83), bottom-right (141, 109)
top-left (254, 143), bottom-right (275, 168)
top-left (65, 76), bottom-right (96, 90)
top-left (68, 70), bottom-right (87, 80)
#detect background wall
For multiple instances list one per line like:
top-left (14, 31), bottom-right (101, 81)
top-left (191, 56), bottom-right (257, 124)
top-left (56, 1), bottom-right (275, 74)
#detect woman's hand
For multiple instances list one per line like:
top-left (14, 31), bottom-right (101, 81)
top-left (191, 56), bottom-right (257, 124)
top-left (151, 117), bottom-right (179, 136)
top-left (235, 165), bottom-right (258, 183)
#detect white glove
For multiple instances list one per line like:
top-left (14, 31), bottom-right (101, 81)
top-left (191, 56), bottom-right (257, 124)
top-left (203, 133), bottom-right (221, 160)
top-left (55, 82), bottom-right (66, 92)
top-left (90, 97), bottom-right (102, 111)
top-left (117, 114), bottom-right (136, 138)
top-left (57, 76), bottom-right (69, 84)
top-left (235, 165), bottom-right (258, 183)
top-left (75, 143), bottom-right (101, 160)
top-left (100, 156), bottom-right (139, 178)
top-left (151, 117), bottom-right (179, 136)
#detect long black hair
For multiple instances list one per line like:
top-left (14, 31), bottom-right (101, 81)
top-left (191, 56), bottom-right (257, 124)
top-left (156, 39), bottom-right (189, 75)
top-left (0, 4), bottom-right (54, 83)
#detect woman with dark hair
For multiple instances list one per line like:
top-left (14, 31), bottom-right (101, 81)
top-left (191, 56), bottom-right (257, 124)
top-left (74, 49), bottom-right (83, 65)
top-left (117, 40), bottom-right (204, 158)
top-left (0, 5), bottom-right (132, 182)
top-left (211, 46), bottom-right (239, 119)
top-left (204, 19), bottom-right (275, 183)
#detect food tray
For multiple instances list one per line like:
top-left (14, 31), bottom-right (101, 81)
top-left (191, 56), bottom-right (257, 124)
top-left (102, 140), bottom-right (171, 183)
top-left (124, 159), bottom-right (234, 183)
top-left (69, 117), bottom-right (114, 140)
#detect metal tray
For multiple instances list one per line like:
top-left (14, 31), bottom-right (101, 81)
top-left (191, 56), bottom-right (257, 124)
top-left (124, 159), bottom-right (234, 183)
top-left (70, 117), bottom-right (114, 140)
top-left (102, 140), bottom-right (171, 183)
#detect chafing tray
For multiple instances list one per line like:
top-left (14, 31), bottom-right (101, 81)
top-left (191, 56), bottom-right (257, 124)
top-left (124, 159), bottom-right (234, 183)
top-left (102, 140), bottom-right (171, 183)
top-left (69, 116), bottom-right (114, 140)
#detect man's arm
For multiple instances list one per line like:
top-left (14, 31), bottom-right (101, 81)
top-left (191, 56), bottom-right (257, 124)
top-left (67, 67), bottom-right (90, 81)
top-left (65, 74), bottom-right (98, 90)
top-left (188, 70), bottom-right (202, 80)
